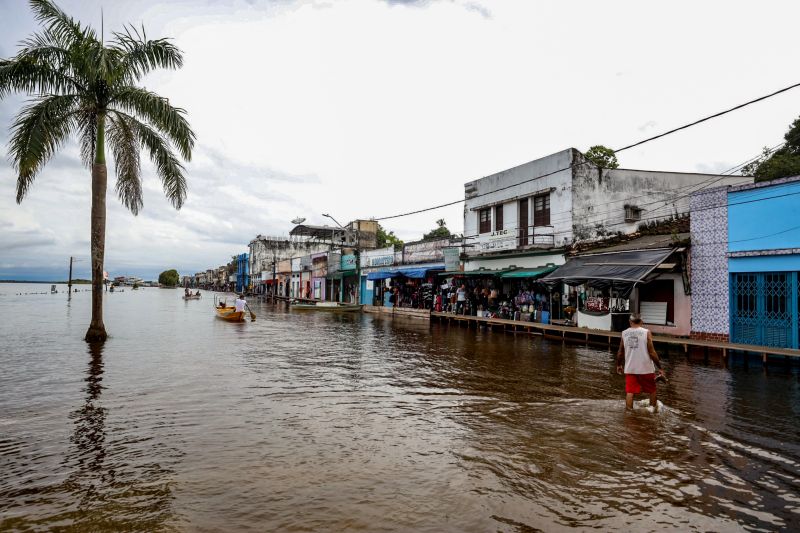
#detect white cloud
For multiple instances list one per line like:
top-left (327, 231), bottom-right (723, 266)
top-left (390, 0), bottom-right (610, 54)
top-left (1, 0), bottom-right (800, 279)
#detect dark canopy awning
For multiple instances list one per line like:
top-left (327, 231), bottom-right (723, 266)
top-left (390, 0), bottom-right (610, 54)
top-left (367, 264), bottom-right (444, 280)
top-left (541, 248), bottom-right (674, 296)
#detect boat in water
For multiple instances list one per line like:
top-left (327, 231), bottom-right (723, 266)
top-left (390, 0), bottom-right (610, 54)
top-left (213, 296), bottom-right (252, 322)
top-left (183, 294), bottom-right (202, 300)
top-left (291, 301), bottom-right (363, 312)
top-left (215, 306), bottom-right (245, 322)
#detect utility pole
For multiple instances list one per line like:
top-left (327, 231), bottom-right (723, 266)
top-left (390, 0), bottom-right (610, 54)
top-left (68, 256), bottom-right (74, 296)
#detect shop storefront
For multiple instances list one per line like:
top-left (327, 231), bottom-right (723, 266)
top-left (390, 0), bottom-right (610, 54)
top-left (366, 264), bottom-right (444, 308)
top-left (360, 247), bottom-right (396, 306)
top-left (436, 266), bottom-right (556, 320)
top-left (311, 253), bottom-right (328, 300)
top-left (543, 246), bottom-right (688, 333)
top-left (340, 253), bottom-right (358, 303)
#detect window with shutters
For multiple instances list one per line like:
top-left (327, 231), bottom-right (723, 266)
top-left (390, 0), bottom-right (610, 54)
top-left (478, 208), bottom-right (491, 234)
top-left (494, 205), bottom-right (503, 231)
top-left (533, 193), bottom-right (550, 227)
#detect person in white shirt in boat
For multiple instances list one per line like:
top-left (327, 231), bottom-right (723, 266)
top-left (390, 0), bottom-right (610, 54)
top-left (616, 313), bottom-right (667, 411)
top-left (235, 294), bottom-right (246, 314)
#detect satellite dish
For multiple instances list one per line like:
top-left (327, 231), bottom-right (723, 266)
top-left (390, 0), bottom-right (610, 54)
top-left (291, 217), bottom-right (306, 225)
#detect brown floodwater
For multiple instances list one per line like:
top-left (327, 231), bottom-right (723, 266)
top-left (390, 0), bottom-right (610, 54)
top-left (1, 283), bottom-right (799, 532)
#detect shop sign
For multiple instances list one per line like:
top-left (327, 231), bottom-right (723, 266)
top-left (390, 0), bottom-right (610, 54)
top-left (404, 237), bottom-right (450, 263)
top-left (475, 229), bottom-right (516, 252)
top-left (260, 271), bottom-right (270, 281)
top-left (340, 254), bottom-right (357, 271)
top-left (360, 246), bottom-right (395, 267)
top-left (443, 247), bottom-right (461, 271)
top-left (366, 255), bottom-right (393, 267)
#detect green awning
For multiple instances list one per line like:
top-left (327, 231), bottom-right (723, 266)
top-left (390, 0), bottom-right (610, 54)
top-left (500, 265), bottom-right (558, 279)
top-left (437, 268), bottom-right (514, 277)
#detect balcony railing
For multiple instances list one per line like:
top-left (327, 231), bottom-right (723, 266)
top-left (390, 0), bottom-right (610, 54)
top-left (467, 225), bottom-right (556, 254)
top-left (518, 225), bottom-right (555, 248)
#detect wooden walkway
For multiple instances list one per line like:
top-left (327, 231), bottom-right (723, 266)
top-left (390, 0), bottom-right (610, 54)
top-left (430, 312), bottom-right (800, 362)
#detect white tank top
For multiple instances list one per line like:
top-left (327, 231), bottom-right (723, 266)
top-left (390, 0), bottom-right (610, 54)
top-left (622, 327), bottom-right (655, 374)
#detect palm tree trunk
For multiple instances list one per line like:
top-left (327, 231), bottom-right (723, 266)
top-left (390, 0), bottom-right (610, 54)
top-left (85, 114), bottom-right (108, 342)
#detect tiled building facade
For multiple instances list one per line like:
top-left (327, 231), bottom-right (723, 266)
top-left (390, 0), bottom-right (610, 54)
top-left (689, 187), bottom-right (730, 341)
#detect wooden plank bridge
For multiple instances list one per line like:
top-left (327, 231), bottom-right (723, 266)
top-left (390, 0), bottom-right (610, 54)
top-left (430, 312), bottom-right (800, 363)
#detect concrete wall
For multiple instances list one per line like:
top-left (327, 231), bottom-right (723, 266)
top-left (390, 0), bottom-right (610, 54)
top-left (248, 236), bottom-right (331, 276)
top-left (571, 162), bottom-right (751, 243)
top-left (463, 148), bottom-right (574, 246)
top-left (689, 187), bottom-right (730, 340)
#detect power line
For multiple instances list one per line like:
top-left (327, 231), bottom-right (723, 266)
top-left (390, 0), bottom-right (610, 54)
top-left (558, 186), bottom-right (800, 235)
top-left (375, 81), bottom-right (800, 222)
top-left (613, 82), bottom-right (800, 153)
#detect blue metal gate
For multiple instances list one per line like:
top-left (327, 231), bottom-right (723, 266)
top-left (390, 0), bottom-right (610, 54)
top-left (730, 272), bottom-right (799, 348)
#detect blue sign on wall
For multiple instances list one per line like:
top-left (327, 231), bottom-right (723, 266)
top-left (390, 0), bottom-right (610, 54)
top-left (340, 254), bottom-right (357, 271)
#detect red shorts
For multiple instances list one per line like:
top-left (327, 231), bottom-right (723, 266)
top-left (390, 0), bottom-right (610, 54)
top-left (625, 373), bottom-right (656, 394)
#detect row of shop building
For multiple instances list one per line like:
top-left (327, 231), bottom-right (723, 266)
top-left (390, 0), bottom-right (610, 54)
top-left (224, 147), bottom-right (797, 351)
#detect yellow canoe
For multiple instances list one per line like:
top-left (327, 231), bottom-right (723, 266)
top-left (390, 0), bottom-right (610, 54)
top-left (215, 306), bottom-right (245, 322)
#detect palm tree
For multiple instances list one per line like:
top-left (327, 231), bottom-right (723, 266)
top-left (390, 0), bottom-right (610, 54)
top-left (0, 0), bottom-right (195, 342)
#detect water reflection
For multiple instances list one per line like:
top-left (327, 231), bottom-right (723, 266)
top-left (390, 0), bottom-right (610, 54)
top-left (55, 343), bottom-right (178, 531)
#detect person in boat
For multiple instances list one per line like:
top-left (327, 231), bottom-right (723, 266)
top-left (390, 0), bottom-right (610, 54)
top-left (195, 290), bottom-right (200, 296)
top-left (185, 287), bottom-right (190, 297)
top-left (235, 294), bottom-right (246, 314)
top-left (616, 313), bottom-right (666, 412)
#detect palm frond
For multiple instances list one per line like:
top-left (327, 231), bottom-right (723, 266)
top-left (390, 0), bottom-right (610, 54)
top-left (111, 25), bottom-right (183, 82)
top-left (111, 86), bottom-right (194, 160)
top-left (77, 108), bottom-right (97, 167)
top-left (0, 43), bottom-right (83, 98)
top-left (28, 0), bottom-right (96, 46)
top-left (117, 111), bottom-right (187, 209)
top-left (107, 112), bottom-right (143, 214)
top-left (9, 93), bottom-right (80, 202)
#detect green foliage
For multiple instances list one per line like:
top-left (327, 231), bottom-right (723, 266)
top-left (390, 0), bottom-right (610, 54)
top-left (376, 223), bottom-right (404, 249)
top-left (584, 145), bottom-right (619, 169)
top-left (0, 0), bottom-right (195, 213)
top-left (423, 219), bottom-right (451, 240)
top-left (158, 269), bottom-right (179, 287)
top-left (741, 116), bottom-right (800, 182)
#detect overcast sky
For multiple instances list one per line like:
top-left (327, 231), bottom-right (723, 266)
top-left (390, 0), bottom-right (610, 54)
top-left (1, 0), bottom-right (799, 280)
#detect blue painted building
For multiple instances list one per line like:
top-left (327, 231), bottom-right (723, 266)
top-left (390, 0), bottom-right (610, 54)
top-left (236, 253), bottom-right (250, 293)
top-left (728, 177), bottom-right (800, 348)
top-left (691, 175), bottom-right (800, 348)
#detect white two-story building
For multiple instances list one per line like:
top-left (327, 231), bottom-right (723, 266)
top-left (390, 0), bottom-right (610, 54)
top-left (461, 148), bottom-right (750, 270)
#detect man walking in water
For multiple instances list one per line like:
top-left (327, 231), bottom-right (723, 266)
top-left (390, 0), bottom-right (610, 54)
top-left (616, 314), bottom-right (666, 411)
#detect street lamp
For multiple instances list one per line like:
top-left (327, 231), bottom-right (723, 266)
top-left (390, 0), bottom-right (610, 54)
top-left (322, 213), bottom-right (344, 228)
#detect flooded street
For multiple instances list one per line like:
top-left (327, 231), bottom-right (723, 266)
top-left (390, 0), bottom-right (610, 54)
top-left (1, 284), bottom-right (799, 532)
